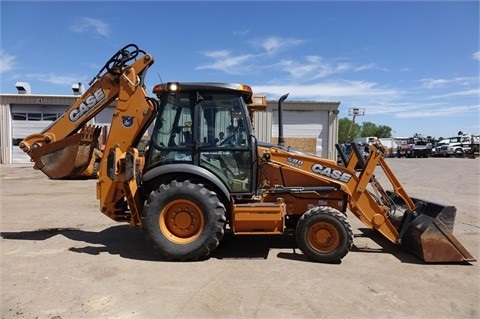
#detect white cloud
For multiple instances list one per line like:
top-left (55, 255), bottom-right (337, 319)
top-left (354, 63), bottom-right (377, 72)
top-left (277, 56), bottom-right (353, 80)
top-left (26, 72), bottom-right (85, 86)
top-left (197, 42), bottom-right (379, 84)
top-left (71, 18), bottom-right (110, 37)
top-left (430, 88), bottom-right (480, 99)
top-left (0, 50), bottom-right (17, 73)
top-left (251, 81), bottom-right (478, 121)
top-left (421, 78), bottom-right (450, 89)
top-left (233, 30), bottom-right (249, 37)
top-left (473, 51), bottom-right (480, 61)
top-left (395, 104), bottom-right (480, 118)
top-left (196, 35), bottom-right (380, 82)
top-left (196, 50), bottom-right (255, 74)
top-left (259, 36), bottom-right (304, 55)
top-left (252, 80), bottom-right (399, 101)
top-left (195, 38), bottom-right (476, 125)
top-left (421, 76), bottom-right (478, 89)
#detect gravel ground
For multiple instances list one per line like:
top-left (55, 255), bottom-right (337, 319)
top-left (1, 157), bottom-right (479, 319)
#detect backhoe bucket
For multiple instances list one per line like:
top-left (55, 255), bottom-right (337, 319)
top-left (389, 193), bottom-right (476, 263)
top-left (29, 126), bottom-right (101, 179)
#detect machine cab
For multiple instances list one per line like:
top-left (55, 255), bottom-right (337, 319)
top-left (145, 82), bottom-right (257, 194)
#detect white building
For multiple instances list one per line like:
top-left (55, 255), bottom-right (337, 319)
top-left (1, 87), bottom-right (340, 164)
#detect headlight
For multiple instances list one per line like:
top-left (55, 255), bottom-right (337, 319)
top-left (167, 82), bottom-right (180, 92)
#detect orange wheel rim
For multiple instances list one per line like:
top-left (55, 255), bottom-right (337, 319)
top-left (159, 199), bottom-right (204, 244)
top-left (307, 221), bottom-right (340, 253)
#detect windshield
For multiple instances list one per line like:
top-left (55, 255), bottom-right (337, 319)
top-left (151, 92), bottom-right (249, 150)
top-left (145, 90), bottom-right (254, 193)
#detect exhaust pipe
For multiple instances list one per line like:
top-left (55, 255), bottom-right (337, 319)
top-left (277, 93), bottom-right (289, 147)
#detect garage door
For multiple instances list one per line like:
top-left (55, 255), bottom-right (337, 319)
top-left (11, 105), bottom-right (68, 163)
top-left (272, 110), bottom-right (328, 157)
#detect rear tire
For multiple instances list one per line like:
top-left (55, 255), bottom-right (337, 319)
top-left (296, 206), bottom-right (353, 263)
top-left (142, 180), bottom-right (226, 261)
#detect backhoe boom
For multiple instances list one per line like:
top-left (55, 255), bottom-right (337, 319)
top-left (19, 44), bottom-right (154, 179)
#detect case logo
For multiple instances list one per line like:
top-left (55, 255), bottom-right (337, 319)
top-left (69, 88), bottom-right (106, 121)
top-left (311, 163), bottom-right (352, 183)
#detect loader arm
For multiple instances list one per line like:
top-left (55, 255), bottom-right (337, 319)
top-left (261, 141), bottom-right (475, 262)
top-left (262, 145), bottom-right (401, 244)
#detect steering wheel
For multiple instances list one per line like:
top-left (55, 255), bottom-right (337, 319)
top-left (219, 133), bottom-right (237, 147)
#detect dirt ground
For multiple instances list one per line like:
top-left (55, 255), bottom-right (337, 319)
top-left (1, 158), bottom-right (479, 319)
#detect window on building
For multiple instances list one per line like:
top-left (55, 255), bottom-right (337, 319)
top-left (12, 112), bottom-right (60, 121)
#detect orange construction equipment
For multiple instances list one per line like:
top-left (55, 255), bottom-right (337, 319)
top-left (20, 44), bottom-right (475, 263)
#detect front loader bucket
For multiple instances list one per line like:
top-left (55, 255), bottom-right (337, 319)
top-left (29, 126), bottom-right (101, 179)
top-left (389, 193), bottom-right (476, 263)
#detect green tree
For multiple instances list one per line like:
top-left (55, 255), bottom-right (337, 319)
top-left (338, 118), bottom-right (361, 143)
top-left (338, 118), bottom-right (392, 143)
top-left (359, 121), bottom-right (392, 138)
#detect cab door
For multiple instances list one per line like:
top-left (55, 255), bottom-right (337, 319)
top-left (196, 95), bottom-right (256, 194)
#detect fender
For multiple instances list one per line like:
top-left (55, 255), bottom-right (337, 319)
top-left (142, 163), bottom-right (230, 200)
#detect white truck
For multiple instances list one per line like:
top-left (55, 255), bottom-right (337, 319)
top-left (437, 134), bottom-right (479, 158)
top-left (431, 139), bottom-right (449, 157)
top-left (412, 136), bottom-right (433, 158)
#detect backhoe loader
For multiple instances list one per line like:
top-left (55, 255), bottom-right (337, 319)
top-left (19, 44), bottom-right (475, 263)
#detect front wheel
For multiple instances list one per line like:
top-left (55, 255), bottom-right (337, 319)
top-left (295, 206), bottom-right (353, 263)
top-left (142, 180), bottom-right (226, 261)
top-left (454, 148), bottom-right (464, 158)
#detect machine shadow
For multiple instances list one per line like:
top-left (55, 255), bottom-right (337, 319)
top-left (1, 226), bottom-right (442, 264)
top-left (0, 226), bottom-right (303, 262)
top-left (352, 228), bottom-right (423, 264)
top-left (212, 230), bottom-right (304, 261)
top-left (1, 225), bottom-right (158, 261)
top-left (273, 228), bottom-right (426, 265)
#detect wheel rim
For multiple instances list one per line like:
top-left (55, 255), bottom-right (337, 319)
top-left (159, 199), bottom-right (204, 244)
top-left (307, 221), bottom-right (340, 253)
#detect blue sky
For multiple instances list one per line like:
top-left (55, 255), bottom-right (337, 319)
top-left (1, 1), bottom-right (479, 138)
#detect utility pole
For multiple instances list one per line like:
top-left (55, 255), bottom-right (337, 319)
top-left (346, 107), bottom-right (365, 142)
